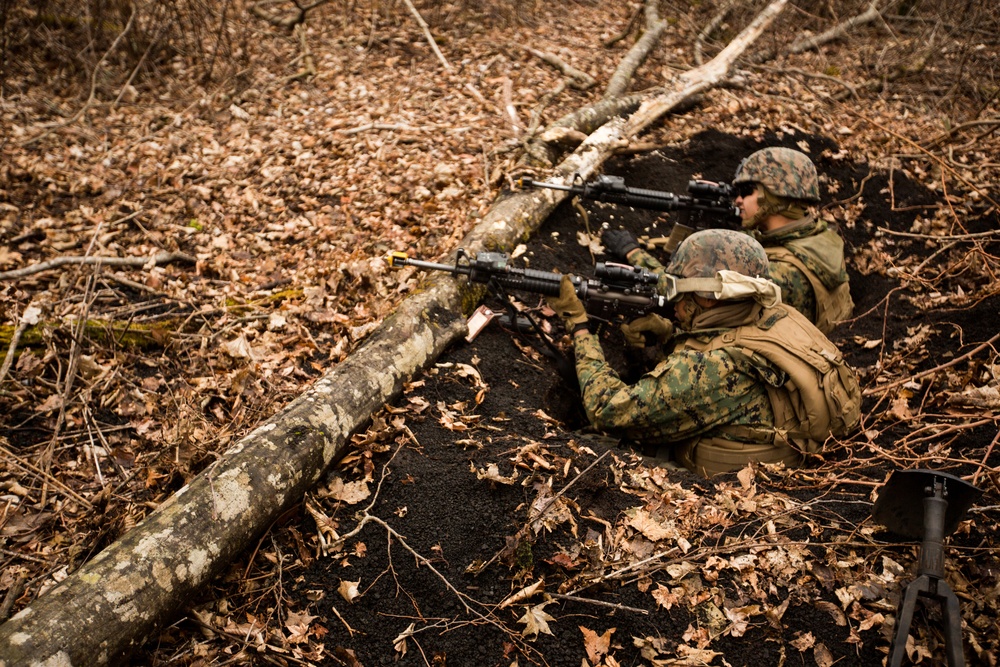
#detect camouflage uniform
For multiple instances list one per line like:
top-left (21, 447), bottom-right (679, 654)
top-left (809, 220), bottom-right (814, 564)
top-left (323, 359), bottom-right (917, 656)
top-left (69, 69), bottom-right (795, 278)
top-left (575, 231), bottom-right (785, 470)
top-left (628, 147), bottom-right (852, 332)
top-left (570, 229), bottom-right (858, 476)
top-left (628, 217), bottom-right (850, 330)
top-left (758, 215), bottom-right (851, 329)
top-left (733, 147), bottom-right (853, 331)
top-left (574, 322), bottom-right (780, 450)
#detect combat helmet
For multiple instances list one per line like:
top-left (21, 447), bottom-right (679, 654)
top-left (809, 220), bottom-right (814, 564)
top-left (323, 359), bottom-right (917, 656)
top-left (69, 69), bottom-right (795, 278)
top-left (733, 147), bottom-right (820, 202)
top-left (665, 229), bottom-right (769, 298)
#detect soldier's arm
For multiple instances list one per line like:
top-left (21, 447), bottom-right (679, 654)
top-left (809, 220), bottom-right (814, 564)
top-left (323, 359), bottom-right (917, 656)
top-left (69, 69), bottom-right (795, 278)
top-left (572, 333), bottom-right (767, 441)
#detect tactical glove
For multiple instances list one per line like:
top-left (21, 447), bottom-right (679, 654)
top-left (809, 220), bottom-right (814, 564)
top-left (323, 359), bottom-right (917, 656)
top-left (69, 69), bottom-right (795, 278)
top-left (621, 313), bottom-right (675, 348)
top-left (547, 275), bottom-right (589, 329)
top-left (602, 228), bottom-right (640, 261)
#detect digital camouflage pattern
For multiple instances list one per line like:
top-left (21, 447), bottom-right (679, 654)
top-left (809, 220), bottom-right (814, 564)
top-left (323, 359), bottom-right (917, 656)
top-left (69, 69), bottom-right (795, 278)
top-left (631, 229), bottom-right (769, 301)
top-left (758, 215), bottom-right (851, 324)
top-left (733, 147), bottom-right (820, 202)
top-left (573, 332), bottom-right (779, 447)
top-left (766, 257), bottom-right (817, 321)
top-left (628, 218), bottom-right (850, 328)
top-left (663, 229), bottom-right (769, 280)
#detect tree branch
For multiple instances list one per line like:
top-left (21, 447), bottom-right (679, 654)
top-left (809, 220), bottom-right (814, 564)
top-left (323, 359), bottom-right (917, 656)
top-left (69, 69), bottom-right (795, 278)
top-left (0, 251), bottom-right (196, 281)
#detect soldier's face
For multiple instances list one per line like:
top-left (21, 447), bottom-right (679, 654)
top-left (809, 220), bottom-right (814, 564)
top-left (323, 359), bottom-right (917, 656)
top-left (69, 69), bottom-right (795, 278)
top-left (736, 186), bottom-right (759, 223)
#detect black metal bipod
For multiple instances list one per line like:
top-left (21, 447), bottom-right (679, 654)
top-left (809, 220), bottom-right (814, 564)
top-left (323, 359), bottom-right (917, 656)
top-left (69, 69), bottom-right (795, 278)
top-left (872, 469), bottom-right (982, 667)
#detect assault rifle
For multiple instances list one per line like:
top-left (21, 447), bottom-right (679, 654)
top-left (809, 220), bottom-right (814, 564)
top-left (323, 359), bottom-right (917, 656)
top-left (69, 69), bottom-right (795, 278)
top-left (519, 175), bottom-right (739, 219)
top-left (385, 248), bottom-right (674, 325)
top-left (520, 175), bottom-right (740, 255)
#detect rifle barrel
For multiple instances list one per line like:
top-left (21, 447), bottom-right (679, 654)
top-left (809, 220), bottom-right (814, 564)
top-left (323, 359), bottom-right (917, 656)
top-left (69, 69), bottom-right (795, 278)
top-left (399, 257), bottom-right (466, 274)
top-left (519, 178), bottom-right (574, 193)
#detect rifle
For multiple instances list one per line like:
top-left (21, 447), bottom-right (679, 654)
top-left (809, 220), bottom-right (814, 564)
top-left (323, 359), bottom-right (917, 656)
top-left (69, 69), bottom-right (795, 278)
top-left (519, 175), bottom-right (739, 218)
top-left (520, 175), bottom-right (740, 254)
top-left (385, 248), bottom-right (673, 323)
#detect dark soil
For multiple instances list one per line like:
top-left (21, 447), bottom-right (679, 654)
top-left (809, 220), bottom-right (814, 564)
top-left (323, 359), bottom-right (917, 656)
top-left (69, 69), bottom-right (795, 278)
top-left (147, 131), bottom-right (1000, 666)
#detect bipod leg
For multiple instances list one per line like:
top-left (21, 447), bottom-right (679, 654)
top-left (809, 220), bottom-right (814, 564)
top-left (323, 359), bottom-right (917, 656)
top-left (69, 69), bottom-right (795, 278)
top-left (937, 579), bottom-right (965, 667)
top-left (889, 575), bottom-right (928, 667)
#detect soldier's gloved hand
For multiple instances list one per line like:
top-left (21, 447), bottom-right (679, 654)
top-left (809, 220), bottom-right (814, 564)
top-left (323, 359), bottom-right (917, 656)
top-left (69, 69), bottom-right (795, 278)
top-left (546, 275), bottom-right (588, 330)
top-left (621, 314), bottom-right (675, 348)
top-left (602, 228), bottom-right (640, 262)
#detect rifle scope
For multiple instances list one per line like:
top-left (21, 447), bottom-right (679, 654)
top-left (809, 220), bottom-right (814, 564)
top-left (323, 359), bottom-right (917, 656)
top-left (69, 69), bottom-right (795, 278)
top-left (687, 180), bottom-right (736, 199)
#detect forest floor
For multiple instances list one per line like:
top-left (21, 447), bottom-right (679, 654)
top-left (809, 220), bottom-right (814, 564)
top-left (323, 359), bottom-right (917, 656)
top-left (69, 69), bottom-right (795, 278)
top-left (1, 1), bottom-right (999, 666)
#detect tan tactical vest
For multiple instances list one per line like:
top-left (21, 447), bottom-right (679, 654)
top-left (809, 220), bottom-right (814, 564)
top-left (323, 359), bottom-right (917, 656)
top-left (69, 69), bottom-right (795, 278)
top-left (674, 304), bottom-right (862, 477)
top-left (766, 241), bottom-right (854, 334)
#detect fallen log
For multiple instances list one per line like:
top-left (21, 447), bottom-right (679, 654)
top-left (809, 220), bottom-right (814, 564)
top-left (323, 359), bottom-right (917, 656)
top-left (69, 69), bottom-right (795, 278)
top-left (0, 2), bottom-right (786, 663)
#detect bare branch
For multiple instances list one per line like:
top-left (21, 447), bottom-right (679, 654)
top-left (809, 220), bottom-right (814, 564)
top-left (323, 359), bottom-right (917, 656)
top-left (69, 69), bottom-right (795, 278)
top-left (604, 0), bottom-right (670, 99)
top-left (400, 0), bottom-right (451, 70)
top-left (0, 251), bottom-right (196, 281)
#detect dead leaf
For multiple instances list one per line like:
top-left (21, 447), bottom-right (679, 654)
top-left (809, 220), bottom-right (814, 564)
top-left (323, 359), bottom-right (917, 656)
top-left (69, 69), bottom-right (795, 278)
top-left (338, 579), bottom-right (360, 603)
top-left (625, 507), bottom-right (677, 542)
top-left (790, 631), bottom-right (816, 652)
top-left (651, 583), bottom-right (679, 610)
top-left (946, 384), bottom-right (1000, 409)
top-left (393, 622), bottom-right (415, 655)
top-left (499, 579), bottom-right (544, 608)
top-left (814, 600), bottom-right (847, 626)
top-left (471, 462), bottom-right (519, 485)
top-left (517, 602), bottom-right (556, 639)
top-left (577, 230), bottom-right (603, 254)
top-left (323, 476), bottom-right (371, 505)
top-left (579, 625), bottom-right (615, 664)
top-left (222, 334), bottom-right (254, 359)
top-left (813, 642), bottom-right (835, 667)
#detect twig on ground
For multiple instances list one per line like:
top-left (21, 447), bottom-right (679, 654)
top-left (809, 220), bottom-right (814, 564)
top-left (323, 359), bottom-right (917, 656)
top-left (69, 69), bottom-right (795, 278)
top-left (864, 330), bottom-right (1000, 397)
top-left (340, 123), bottom-right (422, 136)
top-left (502, 77), bottom-right (524, 134)
top-left (971, 429), bottom-right (1000, 487)
top-left (753, 64), bottom-right (859, 100)
top-left (0, 302), bottom-right (41, 386)
top-left (518, 45), bottom-right (596, 90)
top-left (0, 251), bottom-right (196, 281)
top-left (876, 228), bottom-right (1000, 242)
top-left (603, 4), bottom-right (643, 48)
top-left (921, 118), bottom-right (1000, 150)
top-left (604, 0), bottom-right (669, 99)
top-left (250, 0), bottom-right (331, 29)
top-left (549, 592), bottom-right (649, 615)
top-left (787, 0), bottom-right (883, 54)
top-left (400, 0), bottom-right (451, 70)
top-left (0, 443), bottom-right (93, 509)
top-left (40, 266), bottom-right (100, 506)
top-left (286, 23), bottom-right (316, 81)
top-left (528, 449), bottom-right (610, 525)
top-left (694, 0), bottom-right (735, 66)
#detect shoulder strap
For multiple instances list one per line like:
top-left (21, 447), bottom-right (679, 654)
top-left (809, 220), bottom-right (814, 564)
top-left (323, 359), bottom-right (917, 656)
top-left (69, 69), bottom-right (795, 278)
top-left (766, 246), bottom-right (854, 333)
top-left (684, 306), bottom-right (861, 451)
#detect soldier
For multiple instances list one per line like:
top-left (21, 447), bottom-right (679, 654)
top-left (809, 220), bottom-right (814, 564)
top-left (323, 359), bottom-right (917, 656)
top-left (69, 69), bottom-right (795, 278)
top-left (548, 229), bottom-right (860, 477)
top-left (604, 147), bottom-right (853, 334)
